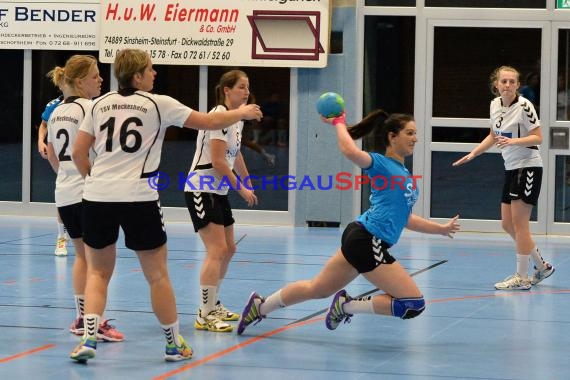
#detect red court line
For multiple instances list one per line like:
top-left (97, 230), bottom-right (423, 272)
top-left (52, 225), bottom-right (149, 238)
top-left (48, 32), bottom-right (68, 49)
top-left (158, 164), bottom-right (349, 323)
top-left (154, 288), bottom-right (569, 379)
top-left (153, 317), bottom-right (324, 380)
top-left (1, 277), bottom-right (48, 285)
top-left (0, 344), bottom-right (55, 364)
top-left (428, 288), bottom-right (570, 304)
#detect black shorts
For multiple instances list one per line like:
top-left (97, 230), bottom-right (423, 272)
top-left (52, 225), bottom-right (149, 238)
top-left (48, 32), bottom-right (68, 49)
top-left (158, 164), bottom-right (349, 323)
top-left (82, 199), bottom-right (167, 251)
top-left (185, 192), bottom-right (235, 232)
top-left (501, 167), bottom-right (542, 206)
top-left (341, 221), bottom-right (396, 273)
top-left (57, 202), bottom-right (83, 239)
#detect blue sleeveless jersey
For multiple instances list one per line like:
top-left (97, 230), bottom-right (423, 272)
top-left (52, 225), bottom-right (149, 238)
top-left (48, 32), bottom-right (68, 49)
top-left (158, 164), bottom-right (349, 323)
top-left (356, 152), bottom-right (419, 245)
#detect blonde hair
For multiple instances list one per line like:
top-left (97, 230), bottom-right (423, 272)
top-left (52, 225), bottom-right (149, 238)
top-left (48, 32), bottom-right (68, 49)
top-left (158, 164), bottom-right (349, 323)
top-left (489, 65), bottom-right (520, 97)
top-left (114, 49), bottom-right (150, 89)
top-left (47, 55), bottom-right (97, 96)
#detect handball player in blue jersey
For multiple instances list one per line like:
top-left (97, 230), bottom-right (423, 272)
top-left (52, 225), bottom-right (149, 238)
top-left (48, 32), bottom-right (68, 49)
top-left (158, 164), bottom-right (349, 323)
top-left (238, 109), bottom-right (460, 335)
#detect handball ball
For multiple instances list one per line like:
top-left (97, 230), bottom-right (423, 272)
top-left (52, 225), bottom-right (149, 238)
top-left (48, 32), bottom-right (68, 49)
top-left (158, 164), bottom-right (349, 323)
top-left (316, 92), bottom-right (345, 118)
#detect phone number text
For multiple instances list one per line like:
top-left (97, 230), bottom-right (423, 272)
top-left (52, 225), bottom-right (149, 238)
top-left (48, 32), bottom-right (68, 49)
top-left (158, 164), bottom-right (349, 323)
top-left (103, 48), bottom-right (231, 61)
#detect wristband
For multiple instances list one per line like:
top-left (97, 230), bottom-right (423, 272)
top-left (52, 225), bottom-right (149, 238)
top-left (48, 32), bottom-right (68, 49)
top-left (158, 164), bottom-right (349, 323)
top-left (332, 113), bottom-right (346, 126)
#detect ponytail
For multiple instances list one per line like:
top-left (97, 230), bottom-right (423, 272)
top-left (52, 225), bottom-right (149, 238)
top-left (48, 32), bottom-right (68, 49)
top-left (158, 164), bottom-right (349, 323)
top-left (347, 109), bottom-right (414, 151)
top-left (347, 109), bottom-right (389, 140)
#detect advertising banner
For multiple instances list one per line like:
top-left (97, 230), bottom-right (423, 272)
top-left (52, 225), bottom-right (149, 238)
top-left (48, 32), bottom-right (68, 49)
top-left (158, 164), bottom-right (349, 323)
top-left (99, 0), bottom-right (330, 67)
top-left (0, 0), bottom-right (98, 50)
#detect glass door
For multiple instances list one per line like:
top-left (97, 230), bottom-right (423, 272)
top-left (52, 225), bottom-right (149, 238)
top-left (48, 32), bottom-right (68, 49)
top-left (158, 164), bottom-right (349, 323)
top-left (425, 19), bottom-right (549, 233)
top-left (547, 23), bottom-right (570, 234)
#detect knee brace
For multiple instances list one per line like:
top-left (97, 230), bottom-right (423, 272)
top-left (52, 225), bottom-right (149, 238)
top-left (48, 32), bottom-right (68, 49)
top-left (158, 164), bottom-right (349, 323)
top-left (391, 296), bottom-right (425, 319)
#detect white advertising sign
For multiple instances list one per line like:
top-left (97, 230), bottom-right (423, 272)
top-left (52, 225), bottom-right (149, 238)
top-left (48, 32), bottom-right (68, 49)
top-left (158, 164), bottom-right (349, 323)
top-left (0, 0), bottom-right (99, 50)
top-left (99, 0), bottom-right (330, 67)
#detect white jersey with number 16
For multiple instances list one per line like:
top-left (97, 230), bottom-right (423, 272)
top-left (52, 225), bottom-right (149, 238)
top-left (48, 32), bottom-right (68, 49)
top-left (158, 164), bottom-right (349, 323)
top-left (79, 89), bottom-right (192, 202)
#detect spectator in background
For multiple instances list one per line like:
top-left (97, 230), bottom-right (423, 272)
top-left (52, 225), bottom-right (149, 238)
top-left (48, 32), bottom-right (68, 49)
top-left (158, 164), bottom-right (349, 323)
top-left (557, 74), bottom-right (570, 121)
top-left (260, 93), bottom-right (287, 146)
top-left (520, 71), bottom-right (540, 114)
top-left (557, 74), bottom-right (570, 185)
top-left (243, 93), bottom-right (276, 167)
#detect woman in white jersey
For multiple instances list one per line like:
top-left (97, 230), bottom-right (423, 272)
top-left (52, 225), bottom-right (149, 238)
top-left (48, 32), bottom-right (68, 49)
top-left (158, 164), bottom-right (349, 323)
top-left (185, 70), bottom-right (257, 333)
top-left (237, 110), bottom-right (460, 336)
top-left (453, 65), bottom-right (555, 290)
top-left (46, 55), bottom-right (124, 343)
top-left (69, 50), bottom-right (262, 363)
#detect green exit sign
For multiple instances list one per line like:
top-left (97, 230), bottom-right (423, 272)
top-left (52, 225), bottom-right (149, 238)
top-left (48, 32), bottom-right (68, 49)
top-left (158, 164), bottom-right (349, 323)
top-left (559, 0), bottom-right (570, 9)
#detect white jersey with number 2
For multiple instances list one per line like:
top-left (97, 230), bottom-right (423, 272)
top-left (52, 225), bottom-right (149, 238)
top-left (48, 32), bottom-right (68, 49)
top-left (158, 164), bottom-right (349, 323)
top-left (47, 97), bottom-right (90, 206)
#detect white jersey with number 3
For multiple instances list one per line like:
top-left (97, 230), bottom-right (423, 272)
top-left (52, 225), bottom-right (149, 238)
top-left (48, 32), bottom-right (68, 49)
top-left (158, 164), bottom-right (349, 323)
top-left (79, 89), bottom-right (192, 202)
top-left (490, 95), bottom-right (542, 170)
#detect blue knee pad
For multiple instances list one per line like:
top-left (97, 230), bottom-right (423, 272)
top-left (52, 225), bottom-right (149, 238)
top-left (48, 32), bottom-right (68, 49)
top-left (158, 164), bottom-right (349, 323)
top-left (391, 296), bottom-right (425, 319)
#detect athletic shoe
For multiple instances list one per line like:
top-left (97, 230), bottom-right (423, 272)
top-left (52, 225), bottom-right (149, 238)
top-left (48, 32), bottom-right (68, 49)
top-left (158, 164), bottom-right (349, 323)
top-left (69, 317), bottom-right (84, 336)
top-left (237, 292), bottom-right (265, 335)
top-left (325, 289), bottom-right (353, 330)
top-left (215, 301), bottom-right (239, 321)
top-left (70, 337), bottom-right (97, 362)
top-left (164, 335), bottom-right (193, 362)
top-left (54, 237), bottom-right (67, 256)
top-left (494, 273), bottom-right (531, 290)
top-left (97, 319), bottom-right (124, 342)
top-left (531, 263), bottom-right (555, 285)
top-left (194, 310), bottom-right (233, 332)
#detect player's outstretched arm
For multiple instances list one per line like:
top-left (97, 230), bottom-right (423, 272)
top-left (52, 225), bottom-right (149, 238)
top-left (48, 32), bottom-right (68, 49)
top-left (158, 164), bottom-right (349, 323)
top-left (406, 214), bottom-right (460, 238)
top-left (452, 130), bottom-right (495, 167)
top-left (184, 104), bottom-right (262, 131)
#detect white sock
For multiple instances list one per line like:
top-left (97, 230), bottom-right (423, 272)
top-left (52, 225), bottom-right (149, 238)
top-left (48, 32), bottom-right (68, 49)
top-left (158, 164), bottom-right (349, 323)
top-left (530, 246), bottom-right (546, 270)
top-left (259, 289), bottom-right (286, 316)
top-left (343, 296), bottom-right (375, 315)
top-left (516, 254), bottom-right (530, 278)
top-left (83, 314), bottom-right (101, 340)
top-left (199, 285), bottom-right (217, 316)
top-left (216, 281), bottom-right (224, 304)
top-left (57, 222), bottom-right (66, 238)
top-left (74, 295), bottom-right (85, 318)
top-left (161, 320), bottom-right (181, 346)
